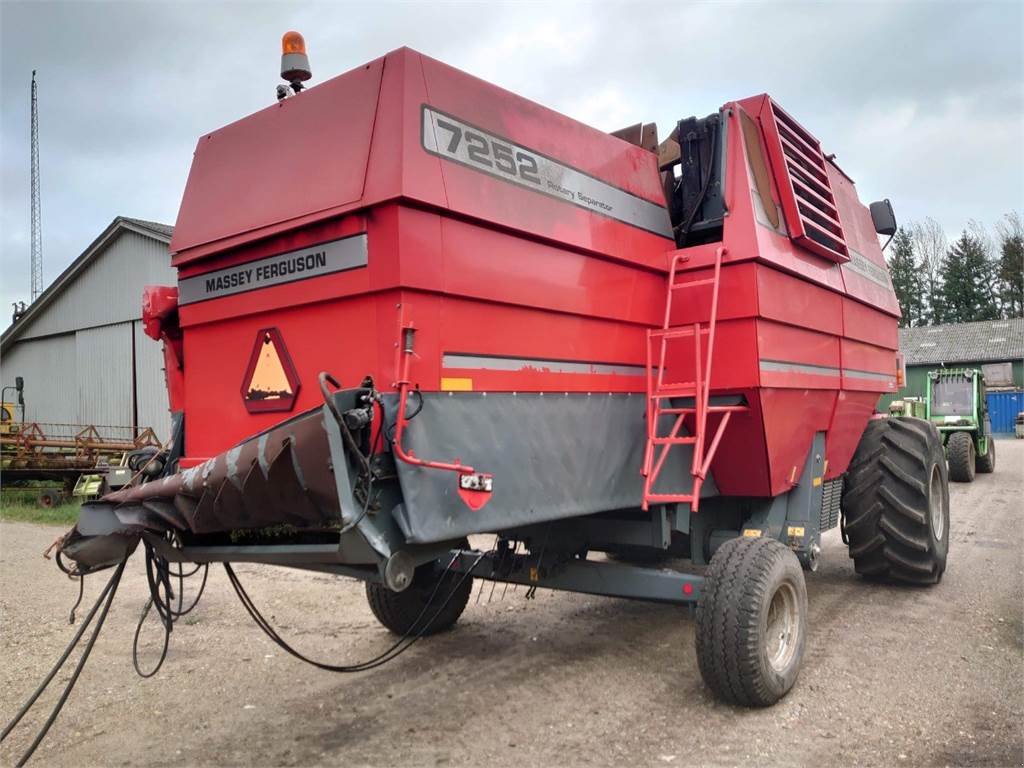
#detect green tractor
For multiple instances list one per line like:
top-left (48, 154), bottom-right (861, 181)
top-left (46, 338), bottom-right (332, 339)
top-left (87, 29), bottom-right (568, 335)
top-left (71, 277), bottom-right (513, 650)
top-left (888, 368), bottom-right (995, 481)
top-left (925, 368), bottom-right (995, 482)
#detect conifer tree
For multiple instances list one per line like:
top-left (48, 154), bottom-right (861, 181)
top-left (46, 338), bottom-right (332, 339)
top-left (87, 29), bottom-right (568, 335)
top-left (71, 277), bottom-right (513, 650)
top-left (886, 228), bottom-right (924, 326)
top-left (939, 230), bottom-right (999, 322)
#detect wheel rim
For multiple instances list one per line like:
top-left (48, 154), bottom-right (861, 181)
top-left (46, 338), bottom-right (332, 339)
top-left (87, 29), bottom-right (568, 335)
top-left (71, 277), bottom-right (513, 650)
top-left (928, 464), bottom-right (945, 540)
top-left (765, 582), bottom-right (800, 673)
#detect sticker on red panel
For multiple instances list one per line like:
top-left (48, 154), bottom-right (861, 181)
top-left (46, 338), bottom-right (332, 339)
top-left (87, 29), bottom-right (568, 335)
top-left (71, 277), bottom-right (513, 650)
top-left (241, 328), bottom-right (301, 413)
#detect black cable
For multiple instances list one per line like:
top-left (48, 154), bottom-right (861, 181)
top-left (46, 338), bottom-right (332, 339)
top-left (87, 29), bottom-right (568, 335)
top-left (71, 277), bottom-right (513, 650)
top-left (339, 419), bottom-right (384, 536)
top-left (132, 597), bottom-right (169, 679)
top-left (67, 576), bottom-right (84, 625)
top-left (224, 557), bottom-right (453, 672)
top-left (1, 565), bottom-right (120, 742)
top-left (224, 550), bottom-right (484, 674)
top-left (675, 119), bottom-right (719, 238)
top-left (1, 559), bottom-right (126, 767)
top-left (405, 388), bottom-right (424, 421)
top-left (383, 388), bottom-right (423, 444)
top-left (131, 542), bottom-right (208, 678)
top-left (169, 562), bottom-right (208, 618)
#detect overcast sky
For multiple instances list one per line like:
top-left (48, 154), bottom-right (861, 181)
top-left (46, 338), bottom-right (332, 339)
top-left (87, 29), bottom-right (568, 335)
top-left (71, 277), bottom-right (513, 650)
top-left (1, 1), bottom-right (1022, 318)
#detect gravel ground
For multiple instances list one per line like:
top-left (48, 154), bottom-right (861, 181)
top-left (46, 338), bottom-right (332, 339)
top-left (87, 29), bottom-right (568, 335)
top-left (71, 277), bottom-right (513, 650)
top-left (1, 440), bottom-right (1022, 767)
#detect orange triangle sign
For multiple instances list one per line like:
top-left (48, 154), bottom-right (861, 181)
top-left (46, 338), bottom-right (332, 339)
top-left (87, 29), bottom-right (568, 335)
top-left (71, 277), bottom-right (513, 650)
top-left (241, 328), bottom-right (300, 413)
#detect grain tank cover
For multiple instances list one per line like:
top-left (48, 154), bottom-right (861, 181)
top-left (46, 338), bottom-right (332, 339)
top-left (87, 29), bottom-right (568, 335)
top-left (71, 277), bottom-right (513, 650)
top-left (170, 48), bottom-right (673, 268)
top-left (171, 56), bottom-right (385, 261)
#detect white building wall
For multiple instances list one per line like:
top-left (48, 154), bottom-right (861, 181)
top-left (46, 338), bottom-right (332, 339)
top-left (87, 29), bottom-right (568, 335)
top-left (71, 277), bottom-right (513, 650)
top-left (1, 225), bottom-right (175, 441)
top-left (0, 334), bottom-right (78, 424)
top-left (133, 320), bottom-right (172, 439)
top-left (17, 230), bottom-right (176, 341)
top-left (75, 323), bottom-right (133, 427)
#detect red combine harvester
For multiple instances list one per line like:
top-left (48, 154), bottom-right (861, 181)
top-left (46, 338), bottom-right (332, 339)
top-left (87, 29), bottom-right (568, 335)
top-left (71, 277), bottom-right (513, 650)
top-left (53, 38), bottom-right (950, 711)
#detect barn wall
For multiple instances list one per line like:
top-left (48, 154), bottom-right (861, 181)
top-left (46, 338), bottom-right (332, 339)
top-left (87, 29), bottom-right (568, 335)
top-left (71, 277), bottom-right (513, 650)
top-left (16, 230), bottom-right (175, 340)
top-left (75, 323), bottom-right (133, 427)
top-left (133, 320), bottom-right (172, 439)
top-left (1, 225), bottom-right (175, 441)
top-left (2, 322), bottom-right (172, 440)
top-left (0, 334), bottom-right (78, 423)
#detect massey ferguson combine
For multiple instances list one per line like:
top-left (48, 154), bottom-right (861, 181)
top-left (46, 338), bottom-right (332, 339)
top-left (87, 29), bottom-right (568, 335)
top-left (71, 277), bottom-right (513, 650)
top-left (4, 35), bottom-right (953, 760)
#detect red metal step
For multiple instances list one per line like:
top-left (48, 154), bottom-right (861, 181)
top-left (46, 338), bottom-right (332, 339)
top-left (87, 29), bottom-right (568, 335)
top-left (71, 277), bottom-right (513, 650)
top-left (642, 247), bottom-right (745, 513)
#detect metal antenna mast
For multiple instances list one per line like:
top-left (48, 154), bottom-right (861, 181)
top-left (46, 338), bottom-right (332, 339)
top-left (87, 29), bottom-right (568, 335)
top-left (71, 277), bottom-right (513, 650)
top-left (30, 70), bottom-right (42, 302)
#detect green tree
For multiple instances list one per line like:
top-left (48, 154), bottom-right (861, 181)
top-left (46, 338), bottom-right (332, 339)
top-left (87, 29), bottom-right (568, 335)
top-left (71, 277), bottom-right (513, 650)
top-left (995, 212), bottom-right (1023, 318)
top-left (939, 230), bottom-right (1000, 323)
top-left (886, 228), bottom-right (924, 327)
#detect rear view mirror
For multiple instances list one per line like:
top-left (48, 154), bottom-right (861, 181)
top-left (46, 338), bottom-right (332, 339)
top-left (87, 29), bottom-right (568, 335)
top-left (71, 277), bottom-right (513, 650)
top-left (870, 199), bottom-right (897, 236)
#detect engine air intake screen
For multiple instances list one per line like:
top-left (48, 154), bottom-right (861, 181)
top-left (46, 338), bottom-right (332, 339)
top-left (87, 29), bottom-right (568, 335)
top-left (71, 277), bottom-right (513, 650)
top-left (757, 97), bottom-right (850, 263)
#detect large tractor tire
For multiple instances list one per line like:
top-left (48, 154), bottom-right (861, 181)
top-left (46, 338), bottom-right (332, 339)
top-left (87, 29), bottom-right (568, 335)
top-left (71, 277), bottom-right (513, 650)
top-left (842, 418), bottom-right (949, 585)
top-left (975, 437), bottom-right (996, 474)
top-left (695, 536), bottom-right (807, 707)
top-left (946, 431), bottom-right (976, 482)
top-left (366, 558), bottom-right (473, 637)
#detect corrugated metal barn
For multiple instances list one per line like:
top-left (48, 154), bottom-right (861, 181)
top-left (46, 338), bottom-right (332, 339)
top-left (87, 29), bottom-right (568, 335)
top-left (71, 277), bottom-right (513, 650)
top-left (0, 217), bottom-right (176, 441)
top-left (879, 317), bottom-right (1024, 431)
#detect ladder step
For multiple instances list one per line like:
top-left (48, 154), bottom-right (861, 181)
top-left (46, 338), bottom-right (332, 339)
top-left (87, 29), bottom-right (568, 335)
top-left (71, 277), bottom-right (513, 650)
top-left (643, 246), bottom-right (731, 513)
top-left (644, 493), bottom-right (696, 503)
top-left (670, 277), bottom-right (716, 290)
top-left (650, 436), bottom-right (697, 445)
top-left (649, 327), bottom-right (709, 340)
top-left (652, 383), bottom-right (697, 396)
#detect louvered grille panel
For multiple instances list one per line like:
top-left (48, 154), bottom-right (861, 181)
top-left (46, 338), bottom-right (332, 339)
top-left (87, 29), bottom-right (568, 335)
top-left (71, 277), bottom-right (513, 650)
top-left (759, 98), bottom-right (850, 263)
top-left (820, 477), bottom-right (843, 532)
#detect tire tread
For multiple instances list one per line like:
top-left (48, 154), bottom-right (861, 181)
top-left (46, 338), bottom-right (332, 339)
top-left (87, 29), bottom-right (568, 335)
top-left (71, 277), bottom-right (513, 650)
top-left (841, 418), bottom-right (948, 585)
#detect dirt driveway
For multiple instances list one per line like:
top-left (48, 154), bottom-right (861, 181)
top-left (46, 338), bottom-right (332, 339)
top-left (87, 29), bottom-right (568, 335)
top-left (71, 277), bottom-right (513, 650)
top-left (2, 440), bottom-right (1022, 767)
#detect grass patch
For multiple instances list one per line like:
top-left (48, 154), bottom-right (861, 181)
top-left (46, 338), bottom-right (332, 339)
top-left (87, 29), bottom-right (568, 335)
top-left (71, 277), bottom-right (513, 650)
top-left (0, 495), bottom-right (81, 526)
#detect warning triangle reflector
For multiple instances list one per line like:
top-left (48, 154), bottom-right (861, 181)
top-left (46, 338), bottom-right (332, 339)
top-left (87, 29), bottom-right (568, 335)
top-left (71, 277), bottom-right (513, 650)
top-left (241, 327), bottom-right (301, 413)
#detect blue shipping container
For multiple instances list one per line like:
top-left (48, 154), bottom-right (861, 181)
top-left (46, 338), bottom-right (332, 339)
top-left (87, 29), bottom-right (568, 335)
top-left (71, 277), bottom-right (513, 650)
top-left (987, 390), bottom-right (1023, 434)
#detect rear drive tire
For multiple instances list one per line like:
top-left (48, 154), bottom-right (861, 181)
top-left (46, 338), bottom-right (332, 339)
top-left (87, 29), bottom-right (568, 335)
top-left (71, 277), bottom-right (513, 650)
top-left (842, 418), bottom-right (949, 585)
top-left (695, 536), bottom-right (807, 707)
top-left (946, 431), bottom-right (976, 482)
top-left (366, 557), bottom-right (473, 637)
top-left (975, 436), bottom-right (995, 474)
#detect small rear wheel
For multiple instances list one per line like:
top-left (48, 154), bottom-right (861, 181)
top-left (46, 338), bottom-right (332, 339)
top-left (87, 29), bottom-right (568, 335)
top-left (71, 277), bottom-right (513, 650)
top-left (366, 556), bottom-right (473, 637)
top-left (946, 430), bottom-right (975, 482)
top-left (975, 437), bottom-right (995, 474)
top-left (695, 536), bottom-right (807, 707)
top-left (36, 489), bottom-right (61, 508)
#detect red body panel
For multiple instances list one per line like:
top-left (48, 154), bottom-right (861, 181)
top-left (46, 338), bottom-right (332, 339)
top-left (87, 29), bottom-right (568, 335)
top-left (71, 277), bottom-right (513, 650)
top-left (168, 48), bottom-right (899, 500)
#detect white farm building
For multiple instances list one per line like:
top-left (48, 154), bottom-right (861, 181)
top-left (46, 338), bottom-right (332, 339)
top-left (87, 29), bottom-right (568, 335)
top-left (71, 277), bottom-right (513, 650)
top-left (1, 217), bottom-right (176, 441)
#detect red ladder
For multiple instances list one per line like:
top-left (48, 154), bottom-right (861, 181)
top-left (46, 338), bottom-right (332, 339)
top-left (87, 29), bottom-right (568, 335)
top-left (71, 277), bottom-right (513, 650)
top-left (641, 246), bottom-right (744, 512)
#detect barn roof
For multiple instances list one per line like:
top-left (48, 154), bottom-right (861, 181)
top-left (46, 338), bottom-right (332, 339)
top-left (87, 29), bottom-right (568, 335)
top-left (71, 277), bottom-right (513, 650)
top-left (1, 216), bottom-right (173, 353)
top-left (121, 217), bottom-right (174, 239)
top-left (900, 318), bottom-right (1024, 366)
